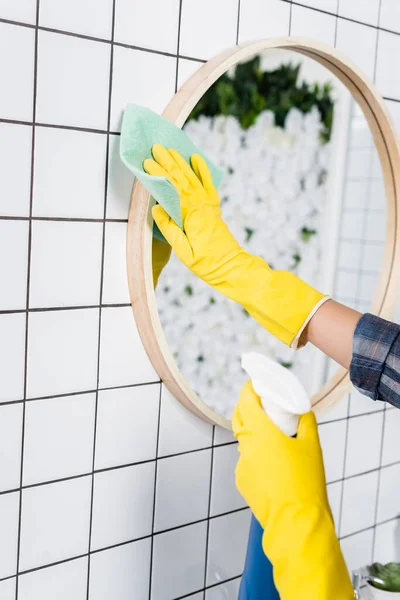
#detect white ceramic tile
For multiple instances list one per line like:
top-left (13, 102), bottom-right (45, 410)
top-left (374, 518), bottom-right (400, 563)
top-left (30, 221), bottom-right (103, 308)
top-left (341, 210), bottom-right (364, 241)
top-left (367, 179), bottom-right (386, 211)
top-left (338, 240), bottom-right (362, 271)
top-left (361, 241), bottom-right (385, 273)
top-left (19, 477), bottom-right (91, 570)
top-left (380, 0), bottom-right (400, 32)
top-left (106, 134), bottom-right (133, 219)
top-left (377, 463), bottom-right (400, 522)
top-left (344, 180), bottom-right (370, 210)
top-left (341, 471), bottom-right (379, 537)
top-left (114, 0), bottom-right (179, 53)
top-left (318, 420), bottom-right (347, 483)
top-left (23, 393), bottom-right (95, 485)
top-left (206, 510), bottom-right (251, 585)
top-left (0, 313), bottom-right (25, 403)
top-left (40, 0), bottom-right (113, 39)
top-left (151, 522), bottom-right (207, 600)
top-left (111, 46), bottom-right (176, 132)
top-left (335, 270), bottom-right (358, 301)
top-left (382, 409), bottom-right (400, 466)
top-left (347, 148), bottom-right (373, 179)
top-left (0, 0), bottom-right (36, 23)
top-left (386, 98), bottom-right (400, 137)
top-left (27, 308), bottom-right (99, 398)
top-left (33, 127), bottom-right (107, 219)
top-left (376, 31), bottom-right (400, 99)
top-left (155, 449), bottom-right (211, 532)
top-left (0, 578), bottom-right (16, 600)
top-left (158, 385), bottom-right (213, 457)
top-left (338, 0), bottom-right (380, 25)
top-left (0, 492), bottom-right (19, 579)
top-left (349, 117), bottom-right (374, 149)
top-left (0, 23), bottom-right (34, 121)
top-left (95, 384), bottom-right (159, 469)
top-left (180, 0), bottom-right (237, 60)
top-left (340, 528), bottom-right (374, 572)
top-left (295, 0), bottom-right (337, 11)
top-left (345, 412), bottom-right (384, 477)
top-left (19, 558), bottom-right (88, 600)
top-left (213, 425), bottom-right (236, 446)
top-left (91, 462), bottom-right (154, 550)
top-left (102, 222), bottom-right (130, 304)
top-left (359, 272), bottom-right (380, 303)
top-left (0, 220), bottom-right (29, 310)
top-left (317, 394), bottom-right (349, 424)
top-left (36, 31), bottom-right (110, 129)
top-left (0, 404), bottom-right (23, 492)
top-left (89, 538), bottom-right (151, 600)
top-left (238, 0), bottom-right (290, 43)
top-left (210, 444), bottom-right (246, 516)
top-left (290, 5), bottom-right (336, 44)
top-left (327, 481), bottom-right (342, 532)
top-left (206, 579), bottom-right (241, 600)
top-left (336, 19), bottom-right (377, 81)
top-left (365, 210), bottom-right (386, 243)
top-left (0, 123), bottom-right (32, 217)
top-left (99, 306), bottom-right (158, 388)
top-left (177, 59), bottom-right (203, 90)
top-left (349, 388), bottom-right (384, 417)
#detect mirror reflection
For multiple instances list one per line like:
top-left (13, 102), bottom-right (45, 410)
top-left (154, 49), bottom-right (386, 418)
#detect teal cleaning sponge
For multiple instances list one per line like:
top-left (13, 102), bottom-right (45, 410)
top-left (119, 103), bottom-right (223, 240)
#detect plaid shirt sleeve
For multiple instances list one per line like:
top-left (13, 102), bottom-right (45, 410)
top-left (349, 313), bottom-right (400, 409)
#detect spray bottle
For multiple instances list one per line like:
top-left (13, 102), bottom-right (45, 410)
top-left (238, 351), bottom-right (311, 600)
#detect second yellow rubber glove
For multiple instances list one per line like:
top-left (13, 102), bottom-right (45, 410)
top-left (232, 381), bottom-right (354, 600)
top-left (144, 145), bottom-right (328, 347)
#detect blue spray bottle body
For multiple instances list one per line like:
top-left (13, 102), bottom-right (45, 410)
top-left (238, 352), bottom-right (311, 600)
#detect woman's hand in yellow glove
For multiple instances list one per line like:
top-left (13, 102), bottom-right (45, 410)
top-left (152, 237), bottom-right (172, 289)
top-left (233, 381), bottom-right (354, 600)
top-left (144, 144), bottom-right (328, 347)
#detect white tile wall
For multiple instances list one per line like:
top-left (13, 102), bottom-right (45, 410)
top-left (154, 449), bottom-right (211, 531)
top-left (36, 31), bottom-right (111, 129)
top-left (91, 462), bottom-right (155, 550)
top-left (33, 127), bottom-right (107, 219)
top-left (18, 557), bottom-right (88, 600)
top-left (0, 23), bottom-right (35, 121)
top-left (0, 123), bottom-right (32, 217)
top-left (39, 0), bottom-right (114, 39)
top-left (89, 539), bottom-right (151, 600)
top-left (1, 0), bottom-right (399, 596)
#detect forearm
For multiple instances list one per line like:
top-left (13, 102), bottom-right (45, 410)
top-left (262, 504), bottom-right (354, 600)
top-left (300, 299), bottom-right (362, 369)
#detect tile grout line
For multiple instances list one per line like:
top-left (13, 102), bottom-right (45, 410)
top-left (202, 426), bottom-right (216, 600)
top-left (337, 393), bottom-right (351, 538)
top-left (236, 0), bottom-right (241, 45)
top-left (14, 0), bottom-right (40, 596)
top-left (1, 445), bottom-right (397, 499)
top-left (174, 0), bottom-right (184, 95)
top-left (85, 0), bottom-right (116, 597)
top-left (148, 383), bottom-right (162, 600)
top-left (1, 511), bottom-right (397, 585)
top-left (370, 0), bottom-right (385, 561)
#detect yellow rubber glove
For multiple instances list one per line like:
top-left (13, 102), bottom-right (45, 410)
top-left (144, 145), bottom-right (328, 347)
top-left (152, 237), bottom-right (172, 288)
top-left (232, 381), bottom-right (354, 600)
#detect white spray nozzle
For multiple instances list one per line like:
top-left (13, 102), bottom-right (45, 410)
top-left (241, 352), bottom-right (311, 436)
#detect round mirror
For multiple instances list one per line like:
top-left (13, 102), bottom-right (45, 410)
top-left (127, 39), bottom-right (400, 428)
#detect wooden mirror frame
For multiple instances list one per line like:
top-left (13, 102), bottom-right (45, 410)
top-left (127, 37), bottom-right (400, 429)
